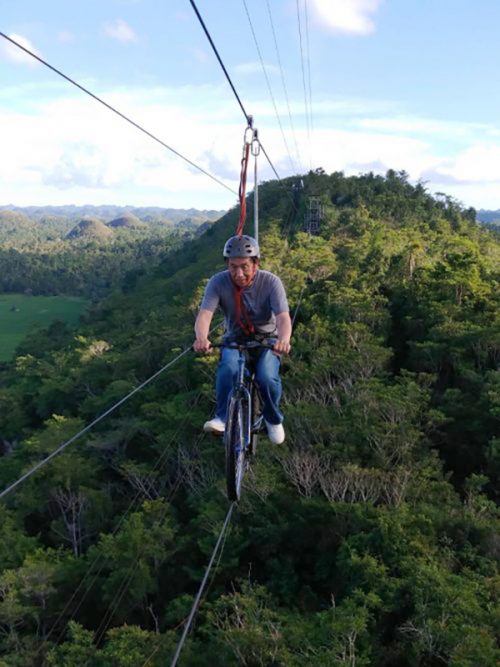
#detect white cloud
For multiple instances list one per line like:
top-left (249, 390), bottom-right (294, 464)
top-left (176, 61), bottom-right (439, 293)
top-left (422, 144), bottom-right (500, 185)
top-left (0, 86), bottom-right (241, 208)
top-left (310, 0), bottom-right (384, 35)
top-left (2, 81), bottom-right (500, 211)
top-left (102, 19), bottom-right (138, 43)
top-left (308, 127), bottom-right (432, 176)
top-left (0, 33), bottom-right (41, 65)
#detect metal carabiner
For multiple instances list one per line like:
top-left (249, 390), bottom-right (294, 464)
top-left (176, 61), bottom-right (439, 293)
top-left (244, 127), bottom-right (253, 146)
top-left (243, 114), bottom-right (254, 146)
top-left (251, 128), bottom-right (260, 156)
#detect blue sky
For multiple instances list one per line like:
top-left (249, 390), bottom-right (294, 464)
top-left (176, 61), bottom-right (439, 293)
top-left (2, 0), bottom-right (500, 211)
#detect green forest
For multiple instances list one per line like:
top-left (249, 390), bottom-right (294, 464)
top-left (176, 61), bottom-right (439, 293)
top-left (0, 207), bottom-right (223, 299)
top-left (0, 170), bottom-right (499, 666)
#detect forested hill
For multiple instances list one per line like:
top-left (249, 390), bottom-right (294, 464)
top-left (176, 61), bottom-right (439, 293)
top-left (0, 204), bottom-right (224, 228)
top-left (0, 206), bottom-right (224, 298)
top-left (477, 208), bottom-right (500, 229)
top-left (0, 170), bottom-right (499, 666)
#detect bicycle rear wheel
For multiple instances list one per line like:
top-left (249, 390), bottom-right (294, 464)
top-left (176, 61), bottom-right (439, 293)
top-left (225, 398), bottom-right (246, 501)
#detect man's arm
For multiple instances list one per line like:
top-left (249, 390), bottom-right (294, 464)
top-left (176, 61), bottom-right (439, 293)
top-left (274, 311), bottom-right (292, 354)
top-left (193, 308), bottom-right (214, 352)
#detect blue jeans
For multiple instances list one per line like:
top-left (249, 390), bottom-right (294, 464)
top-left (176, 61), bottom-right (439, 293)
top-left (215, 348), bottom-right (283, 425)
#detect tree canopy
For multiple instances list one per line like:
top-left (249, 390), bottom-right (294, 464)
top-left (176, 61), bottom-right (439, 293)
top-left (0, 171), bottom-right (499, 666)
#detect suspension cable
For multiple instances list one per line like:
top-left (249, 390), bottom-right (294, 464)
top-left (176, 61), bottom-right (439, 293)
top-left (304, 0), bottom-right (314, 139)
top-left (87, 428), bottom-right (208, 655)
top-left (241, 0), bottom-right (297, 174)
top-left (291, 282), bottom-right (306, 329)
top-left (252, 130), bottom-right (260, 243)
top-left (42, 447), bottom-right (185, 659)
top-left (295, 0), bottom-right (312, 169)
top-left (186, 1), bottom-right (296, 207)
top-left (169, 502), bottom-right (236, 667)
top-left (265, 0), bottom-right (303, 173)
top-left (1, 315), bottom-right (224, 501)
top-left (187, 0), bottom-right (251, 124)
top-left (0, 344), bottom-right (191, 501)
top-left (0, 32), bottom-right (237, 196)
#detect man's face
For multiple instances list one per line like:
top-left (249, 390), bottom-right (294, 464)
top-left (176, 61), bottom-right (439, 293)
top-left (227, 257), bottom-right (258, 288)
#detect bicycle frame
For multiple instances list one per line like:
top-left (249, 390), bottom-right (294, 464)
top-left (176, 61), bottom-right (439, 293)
top-left (214, 341), bottom-right (270, 500)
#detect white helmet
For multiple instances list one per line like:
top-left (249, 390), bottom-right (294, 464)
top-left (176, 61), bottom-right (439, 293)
top-left (223, 235), bottom-right (260, 259)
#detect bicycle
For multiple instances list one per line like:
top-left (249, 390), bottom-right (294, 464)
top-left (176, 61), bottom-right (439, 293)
top-left (213, 341), bottom-right (272, 502)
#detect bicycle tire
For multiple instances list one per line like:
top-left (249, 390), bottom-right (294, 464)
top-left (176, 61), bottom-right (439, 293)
top-left (249, 383), bottom-right (261, 457)
top-left (225, 398), bottom-right (246, 501)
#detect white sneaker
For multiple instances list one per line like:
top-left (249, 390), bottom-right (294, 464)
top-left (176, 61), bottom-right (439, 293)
top-left (203, 417), bottom-right (225, 435)
top-left (265, 420), bottom-right (285, 444)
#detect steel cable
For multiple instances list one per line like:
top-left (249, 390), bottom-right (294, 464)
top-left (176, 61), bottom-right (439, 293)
top-left (241, 0), bottom-right (297, 174)
top-left (169, 501), bottom-right (236, 667)
top-left (0, 32), bottom-right (237, 196)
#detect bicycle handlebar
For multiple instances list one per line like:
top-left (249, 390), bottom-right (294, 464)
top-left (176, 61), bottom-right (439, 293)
top-left (210, 340), bottom-right (275, 351)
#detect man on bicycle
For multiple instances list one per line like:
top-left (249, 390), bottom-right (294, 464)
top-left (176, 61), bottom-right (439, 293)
top-left (193, 234), bottom-right (292, 444)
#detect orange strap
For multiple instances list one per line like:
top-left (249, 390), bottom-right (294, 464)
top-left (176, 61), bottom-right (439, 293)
top-left (234, 284), bottom-right (255, 336)
top-left (233, 123), bottom-right (254, 336)
top-left (235, 139), bottom-right (250, 236)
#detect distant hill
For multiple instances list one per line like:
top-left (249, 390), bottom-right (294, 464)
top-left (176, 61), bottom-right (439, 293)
top-left (0, 204), bottom-right (226, 299)
top-left (0, 210), bottom-right (32, 231)
top-left (0, 204), bottom-right (225, 225)
top-left (66, 217), bottom-right (114, 240)
top-left (477, 209), bottom-right (500, 228)
top-left (0, 205), bottom-right (226, 245)
top-left (107, 212), bottom-right (147, 229)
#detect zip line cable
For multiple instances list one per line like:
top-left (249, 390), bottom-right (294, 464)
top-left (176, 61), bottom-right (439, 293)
top-left (1, 317), bottom-right (223, 501)
top-left (265, 0), bottom-right (303, 172)
top-left (295, 0), bottom-right (312, 169)
top-left (187, 0), bottom-right (297, 207)
top-left (292, 282), bottom-right (306, 329)
top-left (0, 346), bottom-right (193, 501)
top-left (187, 0), bottom-right (251, 124)
top-left (304, 0), bottom-right (314, 138)
top-left (241, 0), bottom-right (297, 174)
top-left (0, 32), bottom-right (237, 196)
top-left (86, 429), bottom-right (204, 658)
top-left (169, 502), bottom-right (236, 667)
top-left (140, 483), bottom-right (230, 666)
top-left (2, 21), bottom-right (302, 664)
top-left (141, 496), bottom-right (233, 667)
top-left (42, 425), bottom-right (188, 657)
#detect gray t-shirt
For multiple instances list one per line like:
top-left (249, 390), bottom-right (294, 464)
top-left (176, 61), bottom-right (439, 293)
top-left (200, 269), bottom-right (289, 340)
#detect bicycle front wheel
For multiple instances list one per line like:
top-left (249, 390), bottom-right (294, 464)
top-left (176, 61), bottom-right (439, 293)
top-left (249, 382), bottom-right (262, 457)
top-left (225, 398), bottom-right (246, 502)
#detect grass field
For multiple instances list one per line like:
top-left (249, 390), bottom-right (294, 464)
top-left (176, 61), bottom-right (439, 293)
top-left (0, 294), bottom-right (88, 362)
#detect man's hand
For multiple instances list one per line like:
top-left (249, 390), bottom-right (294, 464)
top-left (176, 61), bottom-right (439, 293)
top-left (274, 311), bottom-right (292, 355)
top-left (273, 339), bottom-right (291, 355)
top-left (194, 308), bottom-right (214, 353)
top-left (193, 338), bottom-right (212, 353)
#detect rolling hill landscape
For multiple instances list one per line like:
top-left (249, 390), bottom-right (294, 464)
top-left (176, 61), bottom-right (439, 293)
top-left (0, 171), bottom-right (499, 666)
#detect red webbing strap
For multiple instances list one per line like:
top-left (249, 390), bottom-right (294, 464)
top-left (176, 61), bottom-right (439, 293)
top-left (235, 140), bottom-right (250, 236)
top-left (234, 284), bottom-right (255, 336)
top-left (233, 122), bottom-right (254, 336)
